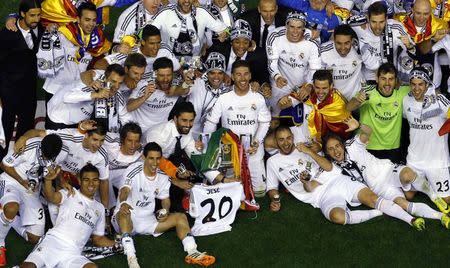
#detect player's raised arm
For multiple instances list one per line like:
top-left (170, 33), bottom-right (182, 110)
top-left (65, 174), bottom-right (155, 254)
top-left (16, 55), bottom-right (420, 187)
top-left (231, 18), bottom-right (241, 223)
top-left (43, 166), bottom-right (63, 205)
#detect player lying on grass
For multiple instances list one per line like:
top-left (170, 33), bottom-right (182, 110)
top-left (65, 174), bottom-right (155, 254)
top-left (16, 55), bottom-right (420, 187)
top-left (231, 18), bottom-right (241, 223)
top-left (322, 124), bottom-right (450, 229)
top-left (266, 126), bottom-right (425, 229)
top-left (111, 142), bottom-right (215, 268)
top-left (20, 164), bottom-right (120, 268)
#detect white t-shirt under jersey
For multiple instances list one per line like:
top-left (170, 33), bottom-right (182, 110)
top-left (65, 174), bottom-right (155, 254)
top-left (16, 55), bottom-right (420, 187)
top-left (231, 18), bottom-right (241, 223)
top-left (47, 189), bottom-right (105, 252)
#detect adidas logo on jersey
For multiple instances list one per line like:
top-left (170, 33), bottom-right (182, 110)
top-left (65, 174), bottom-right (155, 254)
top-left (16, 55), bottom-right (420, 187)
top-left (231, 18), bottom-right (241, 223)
top-left (227, 106), bottom-right (233, 111)
top-left (278, 167), bottom-right (283, 172)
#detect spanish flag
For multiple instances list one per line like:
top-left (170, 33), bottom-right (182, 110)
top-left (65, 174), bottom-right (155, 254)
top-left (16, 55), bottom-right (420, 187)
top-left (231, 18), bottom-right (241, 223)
top-left (41, 0), bottom-right (110, 26)
top-left (396, 13), bottom-right (448, 43)
top-left (59, 22), bottom-right (111, 62)
top-left (305, 89), bottom-right (351, 142)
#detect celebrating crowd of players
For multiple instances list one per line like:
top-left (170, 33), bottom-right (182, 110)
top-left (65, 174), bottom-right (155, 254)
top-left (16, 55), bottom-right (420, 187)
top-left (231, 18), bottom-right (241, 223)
top-left (1, 0), bottom-right (450, 267)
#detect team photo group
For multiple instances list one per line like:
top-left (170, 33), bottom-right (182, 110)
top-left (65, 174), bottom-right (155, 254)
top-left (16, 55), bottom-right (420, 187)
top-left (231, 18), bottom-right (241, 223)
top-left (0, 0), bottom-right (450, 267)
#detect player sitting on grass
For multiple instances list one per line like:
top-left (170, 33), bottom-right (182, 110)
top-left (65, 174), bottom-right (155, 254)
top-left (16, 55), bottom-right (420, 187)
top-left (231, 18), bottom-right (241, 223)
top-left (267, 126), bottom-right (426, 230)
top-left (20, 164), bottom-right (119, 268)
top-left (111, 142), bottom-right (215, 268)
top-left (322, 124), bottom-right (450, 229)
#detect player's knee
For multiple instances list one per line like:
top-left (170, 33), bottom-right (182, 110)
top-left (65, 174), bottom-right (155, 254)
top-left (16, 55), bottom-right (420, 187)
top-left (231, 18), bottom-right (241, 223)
top-left (83, 262), bottom-right (98, 268)
top-left (3, 202), bottom-right (19, 219)
top-left (329, 208), bottom-right (346, 225)
top-left (400, 167), bottom-right (416, 184)
top-left (174, 212), bottom-right (188, 223)
top-left (20, 262), bottom-right (37, 268)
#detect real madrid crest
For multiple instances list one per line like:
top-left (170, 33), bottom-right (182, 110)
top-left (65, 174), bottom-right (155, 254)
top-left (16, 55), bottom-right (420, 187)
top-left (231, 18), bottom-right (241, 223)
top-left (251, 104), bottom-right (257, 110)
top-left (393, 101), bottom-right (399, 107)
top-left (298, 159), bottom-right (304, 166)
top-left (352, 60), bottom-right (357, 67)
top-left (299, 53), bottom-right (304, 59)
top-left (154, 188), bottom-right (159, 195)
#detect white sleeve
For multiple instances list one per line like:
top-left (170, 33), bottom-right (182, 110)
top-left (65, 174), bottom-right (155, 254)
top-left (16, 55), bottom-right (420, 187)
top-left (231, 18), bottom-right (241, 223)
top-left (199, 8), bottom-right (227, 33)
top-left (118, 93), bottom-right (132, 125)
top-left (306, 42), bottom-right (322, 83)
top-left (2, 148), bottom-right (28, 168)
top-left (63, 87), bottom-right (93, 103)
top-left (113, 5), bottom-right (137, 43)
top-left (129, 83), bottom-right (146, 100)
top-left (92, 207), bottom-right (106, 236)
top-left (156, 175), bottom-right (171, 200)
top-left (104, 53), bottom-right (128, 65)
top-left (184, 136), bottom-right (201, 157)
top-left (203, 96), bottom-right (223, 133)
top-left (266, 33), bottom-right (281, 79)
top-left (203, 170), bottom-right (221, 184)
top-left (437, 94), bottom-right (450, 119)
top-left (255, 98), bottom-right (271, 142)
top-left (265, 158), bottom-right (280, 191)
top-left (432, 36), bottom-right (447, 53)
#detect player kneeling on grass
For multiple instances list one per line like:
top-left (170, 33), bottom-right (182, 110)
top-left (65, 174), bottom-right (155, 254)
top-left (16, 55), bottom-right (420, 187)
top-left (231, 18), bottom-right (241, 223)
top-left (266, 126), bottom-right (425, 230)
top-left (323, 124), bottom-right (450, 229)
top-left (20, 164), bottom-right (119, 268)
top-left (111, 142), bottom-right (215, 268)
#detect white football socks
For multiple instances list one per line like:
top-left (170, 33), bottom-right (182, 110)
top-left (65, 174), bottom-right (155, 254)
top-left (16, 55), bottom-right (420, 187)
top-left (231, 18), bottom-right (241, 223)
top-left (10, 216), bottom-right (28, 241)
top-left (0, 212), bottom-right (13, 247)
top-left (182, 235), bottom-right (197, 255)
top-left (344, 209), bottom-right (383, 225)
top-left (407, 202), bottom-right (442, 220)
top-left (410, 174), bottom-right (438, 200)
top-left (121, 233), bottom-right (136, 257)
top-left (376, 197), bottom-right (414, 225)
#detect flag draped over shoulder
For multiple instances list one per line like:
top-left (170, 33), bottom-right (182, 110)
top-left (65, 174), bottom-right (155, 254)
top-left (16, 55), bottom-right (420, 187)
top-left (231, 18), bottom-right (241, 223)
top-left (59, 22), bottom-right (111, 62)
top-left (396, 13), bottom-right (448, 43)
top-left (41, 0), bottom-right (110, 26)
top-left (305, 90), bottom-right (350, 142)
top-left (191, 128), bottom-right (259, 211)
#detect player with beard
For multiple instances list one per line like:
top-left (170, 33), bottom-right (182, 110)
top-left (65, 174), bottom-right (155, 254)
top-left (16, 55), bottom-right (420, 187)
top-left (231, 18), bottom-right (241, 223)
top-left (112, 142), bottom-right (215, 268)
top-left (20, 164), bottom-right (118, 268)
top-left (267, 126), bottom-right (426, 230)
top-left (127, 57), bottom-right (189, 133)
top-left (322, 126), bottom-right (450, 229)
top-left (204, 60), bottom-right (271, 196)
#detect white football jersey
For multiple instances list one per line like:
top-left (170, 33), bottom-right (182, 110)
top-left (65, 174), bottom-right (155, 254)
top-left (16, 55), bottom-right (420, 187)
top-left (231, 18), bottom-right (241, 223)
top-left (403, 93), bottom-right (450, 168)
top-left (266, 27), bottom-right (321, 102)
top-left (113, 1), bottom-right (154, 43)
top-left (204, 89), bottom-right (271, 140)
top-left (352, 20), bottom-right (409, 81)
top-left (1, 137), bottom-right (69, 188)
top-left (120, 162), bottom-right (171, 217)
top-left (128, 85), bottom-right (179, 133)
top-left (103, 132), bottom-right (142, 186)
top-left (47, 189), bottom-right (105, 251)
top-left (189, 182), bottom-right (244, 236)
top-left (266, 150), bottom-right (339, 207)
top-left (43, 33), bottom-right (92, 94)
top-left (320, 41), bottom-right (363, 101)
top-left (46, 129), bottom-right (109, 180)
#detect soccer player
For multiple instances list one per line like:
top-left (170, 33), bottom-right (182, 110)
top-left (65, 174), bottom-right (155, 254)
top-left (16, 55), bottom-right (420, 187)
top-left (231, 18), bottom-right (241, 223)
top-left (15, 124), bottom-right (110, 225)
top-left (323, 125), bottom-right (450, 228)
top-left (403, 67), bottom-right (450, 206)
top-left (267, 126), bottom-right (426, 229)
top-left (204, 60), bottom-right (271, 196)
top-left (150, 0), bottom-right (229, 58)
top-left (46, 64), bottom-right (126, 131)
top-left (346, 63), bottom-right (409, 164)
top-left (320, 24), bottom-right (364, 101)
top-left (127, 57), bottom-right (187, 133)
top-left (351, 1), bottom-right (414, 82)
top-left (0, 134), bottom-right (67, 266)
top-left (266, 11), bottom-right (321, 116)
top-left (112, 142), bottom-right (215, 268)
top-left (187, 52), bottom-right (230, 139)
top-left (20, 164), bottom-right (118, 268)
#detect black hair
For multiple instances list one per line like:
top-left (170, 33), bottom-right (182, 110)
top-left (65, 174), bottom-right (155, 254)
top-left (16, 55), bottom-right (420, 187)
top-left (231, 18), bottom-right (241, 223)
top-left (231, 60), bottom-right (251, 74)
top-left (120, 122), bottom-right (142, 143)
top-left (377, 62), bottom-right (398, 78)
top-left (333, 24), bottom-right (358, 40)
top-left (273, 125), bottom-right (292, 138)
top-left (313, 69), bottom-right (333, 85)
top-left (124, 53), bottom-right (147, 70)
top-left (172, 101), bottom-right (196, 118)
top-left (77, 2), bottom-right (97, 18)
top-left (79, 163), bottom-right (100, 178)
top-left (143, 142), bottom-right (162, 157)
top-left (153, 57), bottom-right (173, 71)
top-left (87, 121), bottom-right (107, 136)
top-left (368, 1), bottom-right (388, 18)
top-left (141, 24), bottom-right (161, 41)
top-left (41, 134), bottom-right (62, 159)
top-left (19, 0), bottom-right (41, 16)
top-left (105, 63), bottom-right (126, 78)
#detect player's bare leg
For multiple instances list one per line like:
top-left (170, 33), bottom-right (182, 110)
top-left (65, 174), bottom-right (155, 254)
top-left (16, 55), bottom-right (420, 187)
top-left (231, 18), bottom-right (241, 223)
top-left (117, 205), bottom-right (139, 268)
top-left (155, 213), bottom-right (216, 266)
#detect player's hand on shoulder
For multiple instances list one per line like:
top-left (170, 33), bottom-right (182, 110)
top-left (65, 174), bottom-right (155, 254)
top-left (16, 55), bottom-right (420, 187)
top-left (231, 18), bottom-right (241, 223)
top-left (6, 17), bottom-right (17, 32)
